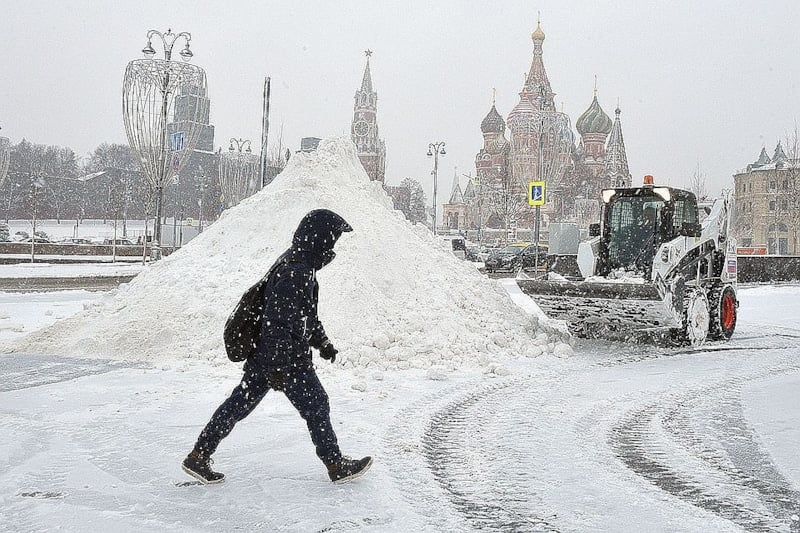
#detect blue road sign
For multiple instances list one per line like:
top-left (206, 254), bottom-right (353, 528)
top-left (529, 181), bottom-right (545, 206)
top-left (171, 131), bottom-right (186, 152)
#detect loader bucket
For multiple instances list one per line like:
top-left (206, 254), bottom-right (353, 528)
top-left (516, 279), bottom-right (683, 335)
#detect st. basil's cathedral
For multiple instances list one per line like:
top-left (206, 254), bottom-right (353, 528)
top-left (443, 20), bottom-right (632, 237)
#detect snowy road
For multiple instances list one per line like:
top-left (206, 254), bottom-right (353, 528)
top-left (399, 325), bottom-right (800, 531)
top-left (2, 286), bottom-right (799, 532)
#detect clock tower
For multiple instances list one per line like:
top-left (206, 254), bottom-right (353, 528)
top-left (351, 50), bottom-right (386, 183)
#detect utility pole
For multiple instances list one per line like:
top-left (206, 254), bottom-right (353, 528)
top-left (260, 77), bottom-right (271, 188)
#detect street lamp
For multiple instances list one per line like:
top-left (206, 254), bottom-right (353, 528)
top-left (0, 127), bottom-right (10, 192)
top-left (219, 138), bottom-right (260, 209)
top-left (427, 141), bottom-right (446, 235)
top-left (30, 176), bottom-right (43, 263)
top-left (122, 28), bottom-right (207, 260)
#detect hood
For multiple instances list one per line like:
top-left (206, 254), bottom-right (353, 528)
top-left (291, 209), bottom-right (353, 268)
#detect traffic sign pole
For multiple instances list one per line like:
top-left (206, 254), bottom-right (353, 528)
top-left (528, 181), bottom-right (546, 274)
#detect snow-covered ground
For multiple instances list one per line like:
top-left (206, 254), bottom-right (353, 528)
top-left (0, 263), bottom-right (144, 279)
top-left (1, 284), bottom-right (799, 532)
top-left (6, 219), bottom-right (180, 243)
top-left (2, 140), bottom-right (798, 531)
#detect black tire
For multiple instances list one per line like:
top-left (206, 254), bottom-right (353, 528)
top-left (708, 284), bottom-right (737, 341)
top-left (673, 289), bottom-right (710, 347)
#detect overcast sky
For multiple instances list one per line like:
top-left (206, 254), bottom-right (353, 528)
top-left (1, 0), bottom-right (798, 200)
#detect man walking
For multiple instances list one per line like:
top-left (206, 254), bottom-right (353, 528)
top-left (182, 209), bottom-right (372, 484)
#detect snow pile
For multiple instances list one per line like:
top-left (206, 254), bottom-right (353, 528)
top-left (9, 138), bottom-right (571, 370)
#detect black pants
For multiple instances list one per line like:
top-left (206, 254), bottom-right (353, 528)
top-left (194, 361), bottom-right (342, 466)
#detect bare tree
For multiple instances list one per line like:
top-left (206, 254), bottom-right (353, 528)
top-left (265, 124), bottom-right (289, 186)
top-left (43, 147), bottom-right (79, 223)
top-left (689, 160), bottom-right (708, 201)
top-left (486, 167), bottom-right (526, 243)
top-left (85, 143), bottom-right (140, 233)
top-left (781, 126), bottom-right (800, 254)
top-left (388, 178), bottom-right (427, 224)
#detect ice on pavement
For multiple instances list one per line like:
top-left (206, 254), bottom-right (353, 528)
top-left (10, 138), bottom-right (571, 369)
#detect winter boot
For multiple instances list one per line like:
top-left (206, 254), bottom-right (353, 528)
top-left (327, 456), bottom-right (373, 484)
top-left (182, 449), bottom-right (225, 484)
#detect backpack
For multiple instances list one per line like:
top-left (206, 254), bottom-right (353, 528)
top-left (223, 277), bottom-right (268, 362)
top-left (223, 251), bottom-right (290, 362)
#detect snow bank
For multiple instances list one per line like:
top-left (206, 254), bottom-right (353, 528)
top-left (9, 138), bottom-right (570, 369)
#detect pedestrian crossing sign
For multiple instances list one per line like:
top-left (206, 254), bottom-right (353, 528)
top-left (528, 181), bottom-right (545, 206)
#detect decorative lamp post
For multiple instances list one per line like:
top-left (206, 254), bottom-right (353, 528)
top-left (122, 28), bottom-right (207, 260)
top-left (219, 138), bottom-right (260, 209)
top-left (427, 141), bottom-right (446, 235)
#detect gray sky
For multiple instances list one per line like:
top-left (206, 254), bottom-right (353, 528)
top-left (1, 0), bottom-right (798, 200)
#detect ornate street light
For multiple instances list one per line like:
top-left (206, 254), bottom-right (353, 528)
top-left (427, 141), bottom-right (446, 235)
top-left (122, 28), bottom-right (207, 259)
top-left (219, 138), bottom-right (260, 209)
top-left (0, 127), bottom-right (10, 191)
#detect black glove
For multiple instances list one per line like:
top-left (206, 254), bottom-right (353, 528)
top-left (319, 341), bottom-right (338, 363)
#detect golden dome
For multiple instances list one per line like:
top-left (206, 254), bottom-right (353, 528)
top-left (532, 22), bottom-right (545, 41)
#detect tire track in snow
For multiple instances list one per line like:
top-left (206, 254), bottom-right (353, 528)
top-left (609, 350), bottom-right (800, 532)
top-left (0, 355), bottom-right (144, 392)
top-left (420, 377), bottom-right (560, 532)
top-left (382, 380), bottom-right (479, 531)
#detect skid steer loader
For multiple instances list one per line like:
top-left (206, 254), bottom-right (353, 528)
top-left (517, 176), bottom-right (738, 346)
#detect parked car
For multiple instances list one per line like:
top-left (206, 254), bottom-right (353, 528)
top-left (515, 243), bottom-right (548, 271)
top-left (466, 245), bottom-right (494, 262)
top-left (441, 236), bottom-right (467, 259)
top-left (477, 246), bottom-right (496, 262)
top-left (103, 238), bottom-right (135, 246)
top-left (484, 243), bottom-right (529, 272)
top-left (20, 237), bottom-right (52, 243)
top-left (59, 238), bottom-right (95, 245)
top-left (484, 243), bottom-right (548, 273)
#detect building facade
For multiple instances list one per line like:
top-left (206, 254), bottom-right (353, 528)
top-left (733, 142), bottom-right (799, 255)
top-left (351, 51), bottom-right (386, 183)
top-left (166, 81), bottom-right (220, 224)
top-left (442, 169), bottom-right (468, 231)
top-left (468, 21), bottom-right (632, 236)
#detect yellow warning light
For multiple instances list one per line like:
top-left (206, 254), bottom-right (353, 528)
top-left (643, 175), bottom-right (654, 185)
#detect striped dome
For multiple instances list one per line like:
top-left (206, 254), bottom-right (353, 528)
top-left (576, 95), bottom-right (612, 135)
top-left (480, 104), bottom-right (506, 134)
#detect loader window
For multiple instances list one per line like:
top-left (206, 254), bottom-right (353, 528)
top-left (607, 196), bottom-right (664, 273)
top-left (672, 198), bottom-right (698, 231)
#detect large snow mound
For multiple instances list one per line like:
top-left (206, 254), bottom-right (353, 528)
top-left (9, 138), bottom-right (571, 369)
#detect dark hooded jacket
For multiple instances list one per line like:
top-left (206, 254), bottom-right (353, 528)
top-left (253, 209), bottom-right (352, 371)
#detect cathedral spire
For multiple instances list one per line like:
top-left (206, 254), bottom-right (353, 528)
top-left (448, 168), bottom-right (464, 204)
top-left (524, 19), bottom-right (554, 110)
top-left (604, 106), bottom-right (632, 187)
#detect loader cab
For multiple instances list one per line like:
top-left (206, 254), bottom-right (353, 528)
top-left (597, 186), bottom-right (699, 277)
